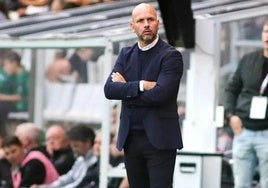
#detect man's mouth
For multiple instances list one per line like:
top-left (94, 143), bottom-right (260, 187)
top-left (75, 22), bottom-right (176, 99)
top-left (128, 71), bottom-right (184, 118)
top-left (143, 30), bottom-right (152, 34)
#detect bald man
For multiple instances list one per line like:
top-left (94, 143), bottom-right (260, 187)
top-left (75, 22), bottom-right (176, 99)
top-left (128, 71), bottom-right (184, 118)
top-left (104, 3), bottom-right (183, 188)
top-left (45, 124), bottom-right (75, 175)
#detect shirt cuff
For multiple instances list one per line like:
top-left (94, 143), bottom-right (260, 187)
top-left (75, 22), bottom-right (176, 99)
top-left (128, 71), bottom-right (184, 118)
top-left (139, 80), bottom-right (144, 92)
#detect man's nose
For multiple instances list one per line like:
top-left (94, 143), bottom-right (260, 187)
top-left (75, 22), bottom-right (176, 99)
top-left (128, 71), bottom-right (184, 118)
top-left (144, 20), bottom-right (149, 27)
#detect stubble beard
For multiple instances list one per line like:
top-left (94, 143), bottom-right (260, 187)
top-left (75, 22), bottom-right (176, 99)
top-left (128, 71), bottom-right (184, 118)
top-left (140, 34), bottom-right (156, 45)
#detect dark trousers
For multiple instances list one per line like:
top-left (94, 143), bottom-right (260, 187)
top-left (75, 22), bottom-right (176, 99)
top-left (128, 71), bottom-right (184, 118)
top-left (0, 101), bottom-right (15, 137)
top-left (124, 130), bottom-right (176, 188)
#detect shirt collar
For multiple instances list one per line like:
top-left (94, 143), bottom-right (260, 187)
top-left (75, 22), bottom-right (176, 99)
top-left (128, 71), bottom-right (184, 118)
top-left (138, 35), bottom-right (159, 51)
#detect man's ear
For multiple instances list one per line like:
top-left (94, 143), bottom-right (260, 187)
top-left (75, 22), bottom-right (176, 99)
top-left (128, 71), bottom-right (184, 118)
top-left (130, 22), bottom-right (135, 33)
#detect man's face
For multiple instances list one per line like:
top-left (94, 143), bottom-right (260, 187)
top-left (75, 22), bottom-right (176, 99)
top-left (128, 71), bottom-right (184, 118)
top-left (3, 145), bottom-right (24, 166)
top-left (46, 127), bottom-right (68, 154)
top-left (130, 5), bottom-right (159, 47)
top-left (79, 49), bottom-right (93, 62)
top-left (3, 60), bottom-right (17, 75)
top-left (262, 24), bottom-right (268, 50)
top-left (70, 140), bottom-right (90, 156)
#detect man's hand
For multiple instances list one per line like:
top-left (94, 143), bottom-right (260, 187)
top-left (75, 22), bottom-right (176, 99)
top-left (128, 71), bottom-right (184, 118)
top-left (111, 72), bottom-right (126, 83)
top-left (229, 115), bottom-right (243, 135)
top-left (143, 81), bottom-right (156, 91)
top-left (111, 72), bottom-right (156, 91)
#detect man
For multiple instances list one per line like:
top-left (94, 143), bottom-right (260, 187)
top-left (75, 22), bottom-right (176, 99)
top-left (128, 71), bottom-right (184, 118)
top-left (45, 49), bottom-right (72, 83)
top-left (225, 19), bottom-right (268, 188)
top-left (0, 50), bottom-right (29, 136)
top-left (35, 124), bottom-right (99, 188)
top-left (45, 124), bottom-right (75, 175)
top-left (2, 136), bottom-right (58, 188)
top-left (104, 3), bottom-right (183, 188)
top-left (15, 122), bottom-right (47, 155)
top-left (69, 48), bottom-right (93, 83)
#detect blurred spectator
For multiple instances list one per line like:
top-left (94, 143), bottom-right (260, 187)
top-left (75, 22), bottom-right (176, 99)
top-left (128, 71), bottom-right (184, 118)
top-left (109, 135), bottom-right (123, 168)
top-left (69, 48), bottom-right (93, 83)
top-left (93, 130), bottom-right (102, 158)
top-left (0, 50), bottom-right (29, 137)
top-left (216, 126), bottom-right (233, 154)
top-left (110, 102), bottom-right (119, 135)
top-left (2, 136), bottom-right (59, 188)
top-left (45, 124), bottom-right (75, 175)
top-left (18, 0), bottom-right (50, 17)
top-left (108, 135), bottom-right (129, 188)
top-left (15, 122), bottom-right (48, 156)
top-left (33, 124), bottom-right (98, 188)
top-left (0, 132), bottom-right (4, 158)
top-left (4, 0), bottom-right (21, 20)
top-left (177, 101), bottom-right (185, 129)
top-left (0, 157), bottom-right (12, 188)
top-left (5, 0), bottom-right (50, 20)
top-left (50, 0), bottom-right (65, 12)
top-left (63, 0), bottom-right (104, 9)
top-left (242, 16), bottom-right (267, 40)
top-left (0, 132), bottom-right (12, 188)
top-left (50, 0), bottom-right (113, 12)
top-left (93, 131), bottom-right (129, 188)
top-left (46, 49), bottom-right (75, 83)
top-left (0, 1), bottom-right (7, 21)
top-left (0, 49), bottom-right (9, 67)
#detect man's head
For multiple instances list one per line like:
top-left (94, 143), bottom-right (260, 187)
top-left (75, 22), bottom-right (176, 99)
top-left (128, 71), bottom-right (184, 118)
top-left (67, 125), bottom-right (95, 156)
top-left (45, 124), bottom-right (69, 155)
top-left (15, 122), bottom-right (43, 151)
top-left (76, 48), bottom-right (93, 62)
top-left (130, 3), bottom-right (159, 47)
top-left (2, 136), bottom-right (25, 166)
top-left (2, 50), bottom-right (21, 75)
top-left (262, 19), bottom-right (268, 56)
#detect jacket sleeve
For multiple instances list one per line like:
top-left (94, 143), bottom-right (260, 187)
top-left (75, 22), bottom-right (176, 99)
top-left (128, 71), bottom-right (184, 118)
top-left (224, 57), bottom-right (244, 116)
top-left (104, 48), bottom-right (140, 100)
top-left (104, 48), bottom-right (183, 107)
top-left (137, 50), bottom-right (183, 106)
top-left (124, 49), bottom-right (183, 107)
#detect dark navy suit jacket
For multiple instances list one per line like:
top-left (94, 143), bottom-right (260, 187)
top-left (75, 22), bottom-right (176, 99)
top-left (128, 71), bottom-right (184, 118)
top-left (104, 38), bottom-right (183, 151)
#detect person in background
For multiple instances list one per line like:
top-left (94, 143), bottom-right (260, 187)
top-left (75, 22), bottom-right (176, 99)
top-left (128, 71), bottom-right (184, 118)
top-left (0, 1), bottom-right (7, 22)
top-left (104, 3), bottom-right (183, 188)
top-left (33, 124), bottom-right (98, 188)
top-left (224, 19), bottom-right (268, 188)
top-left (109, 134), bottom-right (129, 188)
top-left (0, 132), bottom-right (12, 188)
top-left (15, 122), bottom-right (48, 156)
top-left (69, 48), bottom-right (93, 83)
top-left (0, 50), bottom-right (8, 67)
top-left (17, 0), bottom-right (51, 17)
top-left (62, 0), bottom-right (107, 9)
top-left (0, 157), bottom-right (11, 188)
top-left (93, 131), bottom-right (129, 188)
top-left (14, 52), bottom-right (30, 113)
top-left (46, 49), bottom-right (75, 83)
top-left (2, 136), bottom-right (58, 188)
top-left (5, 0), bottom-right (50, 20)
top-left (4, 0), bottom-right (21, 20)
top-left (0, 50), bottom-right (29, 137)
top-left (45, 124), bottom-right (75, 175)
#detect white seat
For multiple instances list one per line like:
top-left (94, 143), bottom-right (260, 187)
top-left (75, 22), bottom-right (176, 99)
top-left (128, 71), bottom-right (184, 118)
top-left (43, 82), bottom-right (75, 120)
top-left (66, 84), bottom-right (105, 123)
